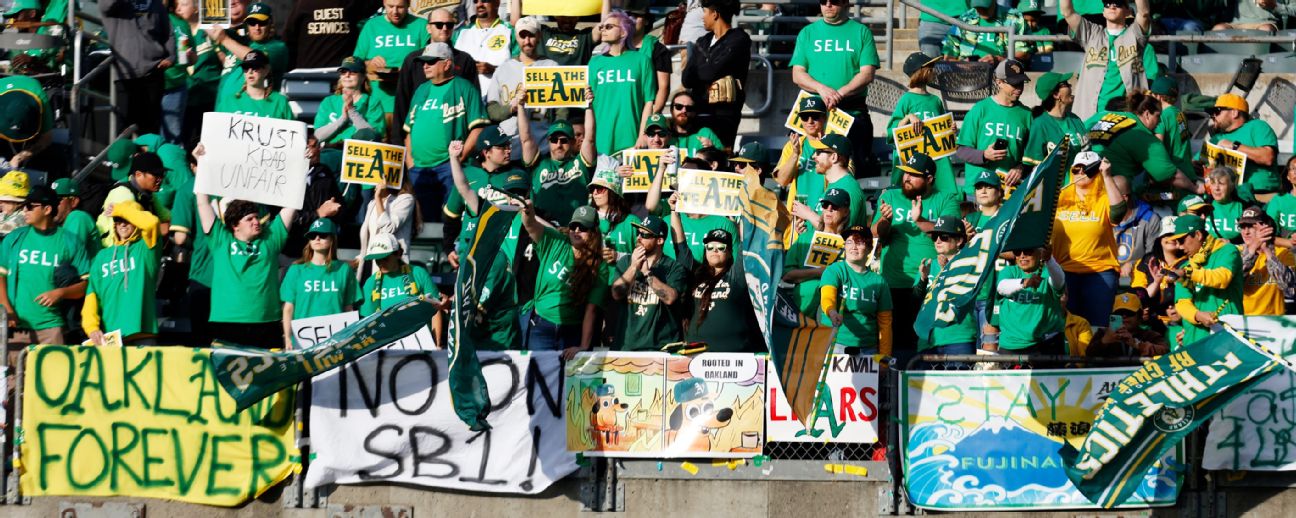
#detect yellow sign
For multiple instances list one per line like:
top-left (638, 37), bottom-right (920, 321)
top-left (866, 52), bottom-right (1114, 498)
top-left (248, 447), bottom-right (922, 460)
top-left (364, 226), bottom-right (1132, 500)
top-left (805, 231), bottom-right (844, 269)
top-left (1204, 142), bottom-right (1249, 185)
top-left (342, 139), bottom-right (405, 189)
top-left (524, 66), bottom-right (589, 109)
top-left (20, 345), bottom-right (297, 507)
top-left (784, 91), bottom-right (855, 137)
top-left (200, 0), bottom-right (229, 25)
top-left (891, 113), bottom-right (957, 161)
top-left (620, 148), bottom-right (678, 193)
top-left (412, 0), bottom-right (460, 17)
top-left (521, 0), bottom-right (601, 17)
top-left (677, 169), bottom-right (746, 217)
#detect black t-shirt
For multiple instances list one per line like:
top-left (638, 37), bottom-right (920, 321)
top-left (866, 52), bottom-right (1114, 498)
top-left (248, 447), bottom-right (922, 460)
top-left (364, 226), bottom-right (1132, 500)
top-left (283, 0), bottom-right (382, 69)
top-left (539, 26), bottom-right (594, 66)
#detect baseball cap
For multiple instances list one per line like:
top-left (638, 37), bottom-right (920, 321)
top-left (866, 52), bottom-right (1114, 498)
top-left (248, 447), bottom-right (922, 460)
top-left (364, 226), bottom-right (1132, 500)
top-left (1238, 205), bottom-right (1275, 226)
top-left (820, 187), bottom-right (850, 208)
top-left (0, 85), bottom-right (43, 143)
top-left (1209, 93), bottom-right (1249, 115)
top-left (338, 56), bottom-right (365, 74)
top-left (973, 169), bottom-right (1002, 189)
top-left (241, 50), bottom-right (270, 70)
top-left (306, 218), bottom-right (339, 236)
top-left (0, 170), bottom-right (30, 202)
top-left (246, 2), bottom-right (272, 21)
top-left (817, 134), bottom-right (851, 158)
top-left (570, 205), bottom-right (599, 229)
top-left (363, 233), bottom-right (401, 260)
top-left (351, 128), bottom-right (381, 142)
top-left (841, 225), bottom-right (872, 242)
top-left (970, 0), bottom-right (995, 8)
top-left (5, 0), bottom-right (40, 15)
top-left (1034, 72), bottom-right (1073, 101)
top-left (25, 185), bottom-right (57, 207)
top-left (673, 378), bottom-right (710, 404)
top-left (478, 126), bottom-right (509, 148)
top-left (134, 133), bottom-right (164, 152)
top-left (515, 16), bottom-right (542, 37)
top-left (902, 52), bottom-right (940, 77)
top-left (633, 215), bottom-right (667, 237)
top-left (645, 114), bottom-right (671, 132)
top-left (548, 120), bottom-right (574, 138)
top-left (730, 141), bottom-right (767, 164)
top-left (1018, 0), bottom-right (1045, 13)
top-left (417, 42), bottom-right (454, 62)
top-left (1071, 150), bottom-right (1101, 175)
top-left (1158, 215), bottom-right (1178, 238)
top-left (994, 59), bottom-right (1030, 87)
top-left (1177, 194), bottom-right (1209, 214)
top-left (798, 95), bottom-right (827, 115)
top-left (1168, 214), bottom-right (1205, 240)
top-left (1149, 76), bottom-right (1179, 97)
top-left (898, 152), bottom-right (936, 177)
top-left (51, 178), bottom-right (80, 197)
top-left (927, 215), bottom-right (964, 236)
top-left (501, 172), bottom-right (531, 194)
top-left (703, 228), bottom-right (733, 246)
top-left (1112, 292), bottom-right (1142, 314)
top-left (104, 138), bottom-right (138, 181)
top-left (132, 152), bottom-right (166, 177)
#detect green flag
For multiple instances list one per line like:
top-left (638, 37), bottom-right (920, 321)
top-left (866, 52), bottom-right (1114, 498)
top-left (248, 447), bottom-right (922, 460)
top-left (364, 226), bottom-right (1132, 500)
top-left (738, 169), bottom-right (790, 350)
top-left (1059, 330), bottom-right (1284, 508)
top-left (913, 138), bottom-right (1068, 339)
top-left (212, 297), bottom-right (440, 411)
top-left (449, 203), bottom-right (518, 431)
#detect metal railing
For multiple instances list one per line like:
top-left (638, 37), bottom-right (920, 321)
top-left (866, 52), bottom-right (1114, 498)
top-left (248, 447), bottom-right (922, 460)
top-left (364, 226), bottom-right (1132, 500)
top-left (734, 0), bottom-right (895, 67)
top-left (68, 11), bottom-right (118, 168)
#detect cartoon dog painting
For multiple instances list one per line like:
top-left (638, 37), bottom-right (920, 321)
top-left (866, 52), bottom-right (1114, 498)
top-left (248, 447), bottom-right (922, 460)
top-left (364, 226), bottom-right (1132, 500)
top-left (591, 383), bottom-right (629, 447)
top-left (667, 377), bottom-right (733, 452)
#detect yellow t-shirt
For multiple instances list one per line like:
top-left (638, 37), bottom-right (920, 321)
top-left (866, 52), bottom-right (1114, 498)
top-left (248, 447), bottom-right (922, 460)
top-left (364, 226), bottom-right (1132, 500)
top-left (1052, 176), bottom-right (1119, 274)
top-left (1243, 247), bottom-right (1295, 316)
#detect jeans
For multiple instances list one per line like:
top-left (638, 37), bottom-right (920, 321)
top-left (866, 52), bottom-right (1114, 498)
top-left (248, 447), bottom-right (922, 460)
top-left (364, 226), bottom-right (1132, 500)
top-left (1065, 269), bottom-right (1119, 327)
top-left (918, 21), bottom-right (952, 57)
top-left (975, 298), bottom-right (995, 350)
top-left (408, 162), bottom-right (454, 223)
top-left (160, 86), bottom-right (187, 144)
top-left (522, 311), bottom-right (582, 351)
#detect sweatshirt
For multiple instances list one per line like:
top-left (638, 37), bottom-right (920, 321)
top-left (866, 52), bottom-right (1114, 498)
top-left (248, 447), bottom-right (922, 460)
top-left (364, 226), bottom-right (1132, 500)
top-left (283, 0), bottom-right (382, 69)
top-left (101, 0), bottom-right (176, 79)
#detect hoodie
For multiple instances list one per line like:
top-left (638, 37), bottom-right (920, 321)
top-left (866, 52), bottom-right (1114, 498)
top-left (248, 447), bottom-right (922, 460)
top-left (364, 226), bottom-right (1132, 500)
top-left (82, 201), bottom-right (162, 339)
top-left (1113, 200), bottom-right (1160, 267)
top-left (101, 0), bottom-right (177, 79)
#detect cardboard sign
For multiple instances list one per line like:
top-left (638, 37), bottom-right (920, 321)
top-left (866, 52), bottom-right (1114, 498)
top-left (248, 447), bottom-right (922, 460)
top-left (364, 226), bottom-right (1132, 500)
top-left (290, 311), bottom-right (436, 351)
top-left (767, 355), bottom-right (879, 443)
top-left (620, 147), bottom-right (678, 193)
top-left (804, 231), bottom-right (844, 269)
top-left (1204, 141), bottom-right (1249, 185)
top-left (524, 66), bottom-right (589, 109)
top-left (199, 0), bottom-right (230, 26)
top-left (412, 0), bottom-right (460, 17)
top-left (784, 90), bottom-right (855, 137)
top-left (196, 113), bottom-right (308, 209)
top-left (341, 139), bottom-right (405, 189)
top-left (521, 0), bottom-right (601, 17)
top-left (676, 169), bottom-right (746, 217)
top-left (891, 113), bottom-right (957, 161)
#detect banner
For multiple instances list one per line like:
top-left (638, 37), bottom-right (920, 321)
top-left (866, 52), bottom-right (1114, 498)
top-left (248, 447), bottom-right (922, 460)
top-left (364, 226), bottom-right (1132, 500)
top-left (913, 138), bottom-right (1067, 339)
top-left (784, 91), bottom-right (854, 137)
top-left (620, 148), bottom-right (678, 193)
top-left (196, 113), bottom-right (308, 210)
top-left (770, 300), bottom-right (837, 428)
top-left (521, 0), bottom-right (601, 17)
top-left (305, 350), bottom-right (575, 493)
top-left (803, 231), bottom-right (843, 269)
top-left (524, 66), bottom-right (589, 109)
top-left (767, 355), bottom-right (879, 443)
top-left (199, 0), bottom-right (229, 26)
top-left (213, 298), bottom-right (440, 411)
top-left (738, 168), bottom-right (790, 352)
top-left (1202, 316), bottom-right (1296, 471)
top-left (901, 368), bottom-right (1181, 510)
top-left (412, 0), bottom-right (459, 17)
top-left (1203, 142), bottom-right (1249, 184)
top-left (1060, 331), bottom-right (1282, 508)
top-left (565, 352), bottom-right (766, 458)
top-left (291, 312), bottom-right (435, 351)
top-left (890, 113), bottom-right (957, 161)
top-left (341, 139), bottom-right (404, 189)
top-left (20, 345), bottom-right (296, 506)
top-left (677, 169), bottom-right (745, 217)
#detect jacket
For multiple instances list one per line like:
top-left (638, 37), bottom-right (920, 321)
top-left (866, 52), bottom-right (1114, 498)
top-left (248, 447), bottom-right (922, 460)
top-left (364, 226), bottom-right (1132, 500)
top-left (681, 27), bottom-right (752, 115)
top-left (101, 0), bottom-right (176, 79)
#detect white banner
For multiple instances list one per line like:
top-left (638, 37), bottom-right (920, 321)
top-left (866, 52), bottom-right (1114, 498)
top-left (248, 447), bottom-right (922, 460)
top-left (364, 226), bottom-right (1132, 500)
top-left (306, 351), bottom-right (577, 493)
top-left (1203, 316), bottom-right (1296, 470)
top-left (767, 355), bottom-right (880, 443)
top-left (292, 311), bottom-right (437, 350)
top-left (196, 112), bottom-right (308, 209)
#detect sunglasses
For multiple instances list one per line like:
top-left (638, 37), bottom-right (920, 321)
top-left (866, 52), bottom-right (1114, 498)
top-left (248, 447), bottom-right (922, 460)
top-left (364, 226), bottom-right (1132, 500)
top-left (245, 19), bottom-right (269, 27)
top-left (430, 21), bottom-right (453, 29)
top-left (705, 244), bottom-right (728, 252)
top-left (569, 224), bottom-right (592, 233)
top-left (820, 202), bottom-right (843, 210)
top-left (798, 112), bottom-right (825, 121)
top-left (932, 234), bottom-right (959, 243)
top-left (819, 0), bottom-right (845, 5)
top-left (598, 23), bottom-right (618, 31)
top-left (22, 202), bottom-right (44, 211)
top-left (549, 136), bottom-right (571, 145)
top-left (646, 130), bottom-right (669, 138)
top-left (637, 232), bottom-right (658, 239)
top-left (590, 185), bottom-right (609, 193)
top-left (672, 103), bottom-right (695, 112)
top-left (309, 233), bottom-right (333, 240)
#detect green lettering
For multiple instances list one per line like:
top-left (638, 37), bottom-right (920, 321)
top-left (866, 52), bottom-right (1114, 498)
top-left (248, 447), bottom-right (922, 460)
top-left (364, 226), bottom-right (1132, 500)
top-left (549, 73), bottom-right (568, 101)
top-left (140, 428), bottom-right (175, 488)
top-left (154, 351), bottom-right (194, 421)
top-left (1005, 383), bottom-right (1037, 419)
top-left (1038, 378), bottom-right (1070, 421)
top-left (67, 428), bottom-right (110, 490)
top-left (120, 347), bottom-right (153, 410)
top-left (36, 423), bottom-right (78, 490)
top-left (189, 353), bottom-right (236, 425)
top-left (111, 422), bottom-right (144, 490)
top-left (35, 345), bottom-right (75, 407)
top-left (366, 152), bottom-right (385, 180)
top-left (248, 434), bottom-right (288, 495)
top-left (206, 434), bottom-right (242, 497)
top-left (64, 346), bottom-right (121, 415)
top-left (934, 385), bottom-right (965, 425)
top-left (172, 429), bottom-right (209, 495)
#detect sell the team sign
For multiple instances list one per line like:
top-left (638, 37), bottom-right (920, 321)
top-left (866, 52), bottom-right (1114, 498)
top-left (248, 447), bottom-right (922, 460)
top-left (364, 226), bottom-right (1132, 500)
top-left (784, 90), bottom-right (854, 137)
top-left (676, 169), bottom-right (746, 217)
top-left (291, 311), bottom-right (436, 351)
top-left (342, 139), bottom-right (405, 189)
top-left (621, 147), bottom-right (678, 193)
top-left (891, 113), bottom-right (957, 161)
top-left (200, 0), bottom-right (229, 26)
top-left (767, 355), bottom-right (879, 443)
top-left (1203, 142), bottom-right (1249, 184)
top-left (804, 231), bottom-right (844, 269)
top-left (524, 66), bottom-right (588, 109)
top-left (196, 112), bottom-right (308, 209)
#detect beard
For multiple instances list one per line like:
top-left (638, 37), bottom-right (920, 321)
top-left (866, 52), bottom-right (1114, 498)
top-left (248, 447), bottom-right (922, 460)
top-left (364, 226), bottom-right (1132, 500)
top-left (901, 181), bottom-right (924, 198)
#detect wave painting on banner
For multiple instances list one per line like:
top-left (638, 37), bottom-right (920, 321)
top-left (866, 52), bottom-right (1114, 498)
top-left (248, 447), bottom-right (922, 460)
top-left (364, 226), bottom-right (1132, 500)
top-left (900, 368), bottom-right (1182, 510)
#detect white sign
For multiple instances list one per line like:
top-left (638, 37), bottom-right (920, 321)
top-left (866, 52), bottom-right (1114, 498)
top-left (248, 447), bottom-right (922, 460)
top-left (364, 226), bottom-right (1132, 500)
top-left (1203, 316), bottom-right (1296, 470)
top-left (291, 311), bottom-right (437, 350)
top-left (306, 351), bottom-right (577, 494)
top-left (196, 112), bottom-right (308, 209)
top-left (767, 355), bottom-right (880, 443)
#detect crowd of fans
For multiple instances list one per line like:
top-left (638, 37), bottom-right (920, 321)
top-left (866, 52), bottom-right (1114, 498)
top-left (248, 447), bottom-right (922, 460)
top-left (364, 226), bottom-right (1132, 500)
top-left (0, 0), bottom-right (1293, 368)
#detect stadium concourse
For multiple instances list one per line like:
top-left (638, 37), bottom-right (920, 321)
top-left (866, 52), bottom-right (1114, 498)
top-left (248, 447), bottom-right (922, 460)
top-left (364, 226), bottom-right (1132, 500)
top-left (1, 0), bottom-right (1296, 515)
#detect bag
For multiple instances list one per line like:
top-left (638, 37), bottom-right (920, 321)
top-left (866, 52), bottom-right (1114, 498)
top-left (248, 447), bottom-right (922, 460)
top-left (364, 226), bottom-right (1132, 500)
top-left (708, 75), bottom-right (741, 105)
top-left (661, 3), bottom-right (687, 45)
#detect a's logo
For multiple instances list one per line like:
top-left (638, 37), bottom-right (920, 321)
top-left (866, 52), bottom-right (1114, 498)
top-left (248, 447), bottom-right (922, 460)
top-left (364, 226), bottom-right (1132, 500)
top-left (1153, 406), bottom-right (1195, 433)
top-left (487, 34), bottom-right (508, 51)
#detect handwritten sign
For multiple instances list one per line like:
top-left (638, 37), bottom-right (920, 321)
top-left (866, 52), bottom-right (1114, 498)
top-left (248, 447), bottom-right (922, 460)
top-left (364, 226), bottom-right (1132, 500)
top-left (524, 66), bottom-right (589, 109)
top-left (341, 139), bottom-right (404, 189)
top-left (677, 169), bottom-right (746, 217)
top-left (891, 112), bottom-right (956, 161)
top-left (620, 147), bottom-right (678, 193)
top-left (412, 0), bottom-right (460, 17)
top-left (1204, 141), bottom-right (1249, 185)
top-left (784, 90), bottom-right (855, 137)
top-left (196, 113), bottom-right (308, 209)
top-left (291, 311), bottom-right (436, 351)
top-left (200, 0), bottom-right (230, 26)
top-left (804, 231), bottom-right (844, 268)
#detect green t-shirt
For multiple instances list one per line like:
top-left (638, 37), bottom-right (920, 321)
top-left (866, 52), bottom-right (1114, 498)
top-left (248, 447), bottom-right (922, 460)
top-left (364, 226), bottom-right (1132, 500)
top-left (1209, 198), bottom-right (1243, 241)
top-left (62, 210), bottom-right (102, 260)
top-left (359, 266), bottom-right (440, 316)
top-left (87, 239), bottom-right (161, 337)
top-left (405, 78), bottom-right (489, 167)
top-left (942, 11), bottom-right (1010, 60)
top-left (280, 262), bottom-right (359, 319)
top-left (187, 29), bottom-right (224, 105)
top-left (530, 154), bottom-right (592, 225)
top-left (922, 261), bottom-right (980, 349)
top-left (614, 254), bottom-right (687, 351)
top-left (353, 15), bottom-right (429, 66)
top-left (1089, 112), bottom-right (1182, 186)
top-left (996, 264), bottom-right (1065, 350)
top-left (679, 215), bottom-right (737, 262)
top-left (1174, 242), bottom-right (1243, 345)
top-left (1156, 104), bottom-right (1193, 172)
top-left (872, 187), bottom-right (962, 288)
top-left (819, 261), bottom-right (891, 351)
top-left (789, 19), bottom-right (880, 110)
top-left (205, 216), bottom-right (288, 323)
top-left (215, 90), bottom-right (294, 120)
top-left (1205, 119), bottom-right (1282, 198)
top-left (313, 93), bottom-right (388, 145)
top-left (589, 50), bottom-right (657, 155)
top-left (1024, 112), bottom-right (1087, 166)
top-left (600, 213), bottom-right (642, 259)
top-left (462, 249), bottom-right (520, 351)
top-left (920, 0), bottom-right (971, 23)
top-left (674, 241), bottom-right (759, 353)
top-left (825, 174), bottom-right (868, 228)
top-left (533, 227), bottom-right (609, 325)
top-left (784, 229), bottom-right (838, 316)
top-left (1097, 31), bottom-right (1127, 114)
top-left (673, 127), bottom-right (722, 157)
top-left (957, 97), bottom-right (1032, 195)
top-left (164, 14), bottom-right (194, 91)
top-left (169, 188), bottom-right (211, 286)
top-left (0, 227), bottom-right (90, 330)
top-left (1266, 193), bottom-right (1296, 235)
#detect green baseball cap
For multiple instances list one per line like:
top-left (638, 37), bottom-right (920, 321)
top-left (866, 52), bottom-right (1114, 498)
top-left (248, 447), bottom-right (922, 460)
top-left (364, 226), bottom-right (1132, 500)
top-left (645, 113), bottom-right (671, 132)
top-left (973, 169), bottom-right (1002, 188)
top-left (134, 133), bottom-right (164, 152)
top-left (51, 178), bottom-right (80, 197)
top-left (817, 134), bottom-right (851, 158)
top-left (633, 215), bottom-right (667, 237)
top-left (4, 0), bottom-right (40, 16)
top-left (570, 205), bottom-right (599, 229)
top-left (478, 126), bottom-right (509, 148)
top-left (927, 215), bottom-right (964, 236)
top-left (548, 120), bottom-right (574, 138)
top-left (157, 143), bottom-right (191, 177)
top-left (306, 217), bottom-right (339, 236)
top-left (104, 138), bottom-right (138, 182)
top-left (0, 85), bottom-right (43, 143)
top-left (1018, 0), bottom-right (1044, 13)
top-left (730, 141), bottom-right (767, 164)
top-left (1150, 76), bottom-right (1178, 96)
top-left (898, 152), bottom-right (936, 177)
top-left (1034, 72), bottom-right (1073, 101)
top-left (1178, 194), bottom-right (1209, 214)
top-left (338, 56), bottom-right (366, 74)
top-left (351, 128), bottom-right (381, 142)
top-left (1168, 214), bottom-right (1204, 239)
top-left (246, 2), bottom-right (273, 21)
top-left (820, 187), bottom-right (850, 208)
top-left (971, 0), bottom-right (994, 8)
top-left (798, 95), bottom-right (827, 115)
top-left (501, 172), bottom-right (530, 194)
top-left (673, 377), bottom-right (709, 404)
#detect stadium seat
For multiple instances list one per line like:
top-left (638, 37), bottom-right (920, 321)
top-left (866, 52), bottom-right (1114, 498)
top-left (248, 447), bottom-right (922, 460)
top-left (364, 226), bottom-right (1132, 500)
top-left (1203, 29), bottom-right (1273, 56)
top-left (932, 61), bottom-right (993, 104)
top-left (280, 68), bottom-right (339, 126)
top-left (1259, 77), bottom-right (1296, 141)
top-left (1258, 52), bottom-right (1296, 74)
top-left (866, 76), bottom-right (906, 116)
top-left (1047, 51), bottom-right (1083, 75)
top-left (1179, 54), bottom-right (1248, 75)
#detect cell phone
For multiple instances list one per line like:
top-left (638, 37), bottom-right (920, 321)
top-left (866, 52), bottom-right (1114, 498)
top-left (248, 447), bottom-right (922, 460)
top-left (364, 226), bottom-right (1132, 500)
top-left (605, 238), bottom-right (615, 249)
top-left (1164, 270), bottom-right (1180, 281)
top-left (993, 138), bottom-right (1009, 151)
top-left (1109, 314), bottom-right (1124, 330)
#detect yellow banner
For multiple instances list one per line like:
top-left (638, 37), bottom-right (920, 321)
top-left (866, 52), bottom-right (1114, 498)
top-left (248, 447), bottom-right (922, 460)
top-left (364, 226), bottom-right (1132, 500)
top-left (1204, 142), bottom-right (1249, 185)
top-left (412, 0), bottom-right (459, 17)
top-left (620, 148), bottom-right (678, 193)
top-left (524, 66), bottom-right (589, 109)
top-left (20, 345), bottom-right (297, 507)
top-left (784, 91), bottom-right (854, 137)
top-left (677, 169), bottom-right (746, 217)
top-left (342, 139), bottom-right (405, 189)
top-left (804, 231), bottom-right (844, 268)
top-left (522, 0), bottom-right (601, 17)
top-left (890, 112), bottom-right (956, 161)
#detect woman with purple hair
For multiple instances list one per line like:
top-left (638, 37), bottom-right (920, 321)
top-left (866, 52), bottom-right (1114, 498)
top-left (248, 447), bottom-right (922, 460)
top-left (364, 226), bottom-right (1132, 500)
top-left (588, 10), bottom-right (657, 156)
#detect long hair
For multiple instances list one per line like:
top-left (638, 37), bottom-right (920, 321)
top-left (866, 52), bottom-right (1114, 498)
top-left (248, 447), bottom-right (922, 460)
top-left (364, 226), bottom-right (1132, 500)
top-left (295, 235), bottom-right (339, 271)
top-left (601, 10), bottom-right (636, 52)
top-left (691, 250), bottom-right (733, 326)
top-left (333, 74), bottom-right (372, 95)
top-left (396, 171), bottom-right (424, 233)
top-left (1283, 156), bottom-right (1296, 194)
top-left (596, 190), bottom-right (632, 226)
top-left (908, 66), bottom-right (936, 89)
top-left (562, 227), bottom-right (604, 305)
top-left (1127, 90), bottom-right (1160, 118)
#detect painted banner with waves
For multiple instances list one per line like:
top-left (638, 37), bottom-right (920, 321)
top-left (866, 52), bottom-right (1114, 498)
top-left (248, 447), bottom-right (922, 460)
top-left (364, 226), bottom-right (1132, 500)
top-left (899, 368), bottom-right (1182, 510)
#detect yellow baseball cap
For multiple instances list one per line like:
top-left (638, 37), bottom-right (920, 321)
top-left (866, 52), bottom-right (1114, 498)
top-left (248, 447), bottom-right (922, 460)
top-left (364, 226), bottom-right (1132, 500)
top-left (1112, 292), bottom-right (1142, 314)
top-left (1210, 93), bottom-right (1249, 114)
